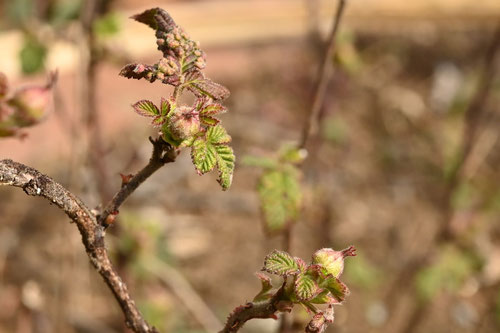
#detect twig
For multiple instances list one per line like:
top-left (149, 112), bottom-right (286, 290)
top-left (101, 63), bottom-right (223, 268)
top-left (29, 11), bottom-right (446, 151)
top-left (98, 137), bottom-right (177, 227)
top-left (0, 159), bottom-right (158, 333)
top-left (299, 0), bottom-right (348, 149)
top-left (220, 285), bottom-right (290, 333)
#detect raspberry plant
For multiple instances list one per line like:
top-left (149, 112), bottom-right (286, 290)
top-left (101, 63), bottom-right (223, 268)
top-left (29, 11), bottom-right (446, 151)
top-left (120, 8), bottom-right (234, 190)
top-left (221, 246), bottom-right (356, 333)
top-left (0, 6), bottom-right (356, 333)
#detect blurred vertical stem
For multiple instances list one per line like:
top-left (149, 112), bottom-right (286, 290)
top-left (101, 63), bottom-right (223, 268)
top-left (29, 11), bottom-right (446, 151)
top-left (279, 1), bottom-right (348, 332)
top-left (299, 0), bottom-right (347, 150)
top-left (80, 0), bottom-right (113, 202)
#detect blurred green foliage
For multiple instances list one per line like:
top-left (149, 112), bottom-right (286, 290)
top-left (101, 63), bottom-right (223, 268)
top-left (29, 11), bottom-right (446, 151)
top-left (321, 115), bottom-right (348, 145)
top-left (50, 0), bottom-right (82, 26)
top-left (19, 37), bottom-right (48, 74)
top-left (336, 30), bottom-right (363, 74)
top-left (113, 211), bottom-right (172, 280)
top-left (416, 246), bottom-right (480, 302)
top-left (93, 12), bottom-right (121, 38)
top-left (451, 182), bottom-right (478, 210)
top-left (344, 252), bottom-right (383, 292)
top-left (138, 299), bottom-right (171, 332)
top-left (244, 144), bottom-right (304, 234)
top-left (5, 0), bottom-right (35, 26)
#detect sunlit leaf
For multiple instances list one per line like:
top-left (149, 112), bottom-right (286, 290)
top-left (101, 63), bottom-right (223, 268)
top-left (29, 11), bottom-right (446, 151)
top-left (295, 273), bottom-right (321, 301)
top-left (132, 100), bottom-right (159, 118)
top-left (262, 250), bottom-right (299, 276)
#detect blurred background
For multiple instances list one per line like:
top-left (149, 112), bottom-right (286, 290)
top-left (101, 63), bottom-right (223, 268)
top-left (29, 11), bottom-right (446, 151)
top-left (1, 0), bottom-right (500, 332)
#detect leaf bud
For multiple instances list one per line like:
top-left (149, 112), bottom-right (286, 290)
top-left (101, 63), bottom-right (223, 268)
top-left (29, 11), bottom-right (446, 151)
top-left (168, 106), bottom-right (201, 140)
top-left (7, 72), bottom-right (57, 126)
top-left (312, 246), bottom-right (356, 278)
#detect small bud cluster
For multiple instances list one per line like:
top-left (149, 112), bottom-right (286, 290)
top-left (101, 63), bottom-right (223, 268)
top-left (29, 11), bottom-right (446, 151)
top-left (155, 26), bottom-right (206, 71)
top-left (257, 247), bottom-right (356, 332)
top-left (122, 8), bottom-right (234, 190)
top-left (157, 56), bottom-right (180, 77)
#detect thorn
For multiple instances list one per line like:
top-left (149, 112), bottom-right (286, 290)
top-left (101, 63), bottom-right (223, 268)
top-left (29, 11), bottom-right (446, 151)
top-left (120, 173), bottom-right (134, 187)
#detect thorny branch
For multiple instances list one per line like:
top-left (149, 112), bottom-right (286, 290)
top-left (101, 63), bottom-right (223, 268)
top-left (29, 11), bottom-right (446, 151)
top-left (0, 159), bottom-right (158, 333)
top-left (98, 137), bottom-right (177, 227)
top-left (220, 285), bottom-right (291, 333)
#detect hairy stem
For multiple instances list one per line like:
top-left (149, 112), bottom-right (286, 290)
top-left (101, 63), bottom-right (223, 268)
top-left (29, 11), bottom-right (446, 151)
top-left (98, 137), bottom-right (177, 227)
top-left (220, 286), bottom-right (289, 333)
top-left (0, 159), bottom-right (158, 333)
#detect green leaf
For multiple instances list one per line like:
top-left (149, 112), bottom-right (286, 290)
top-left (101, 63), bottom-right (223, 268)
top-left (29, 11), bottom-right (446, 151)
top-left (190, 129), bottom-right (235, 190)
top-left (321, 275), bottom-right (349, 304)
top-left (151, 116), bottom-right (165, 128)
top-left (19, 37), bottom-right (47, 74)
top-left (214, 144), bottom-right (235, 190)
top-left (207, 124), bottom-right (231, 145)
top-left (133, 100), bottom-right (160, 117)
top-left (415, 246), bottom-right (478, 302)
top-left (295, 257), bottom-right (307, 272)
top-left (191, 136), bottom-right (217, 175)
top-left (257, 166), bottom-right (301, 234)
top-left (295, 273), bottom-right (321, 301)
top-left (195, 98), bottom-right (226, 116)
top-left (309, 290), bottom-right (334, 304)
top-left (185, 71), bottom-right (230, 101)
top-left (253, 272), bottom-right (273, 302)
top-left (161, 128), bottom-right (183, 147)
top-left (200, 116), bottom-right (220, 126)
top-left (160, 98), bottom-right (174, 117)
top-left (262, 250), bottom-right (299, 276)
